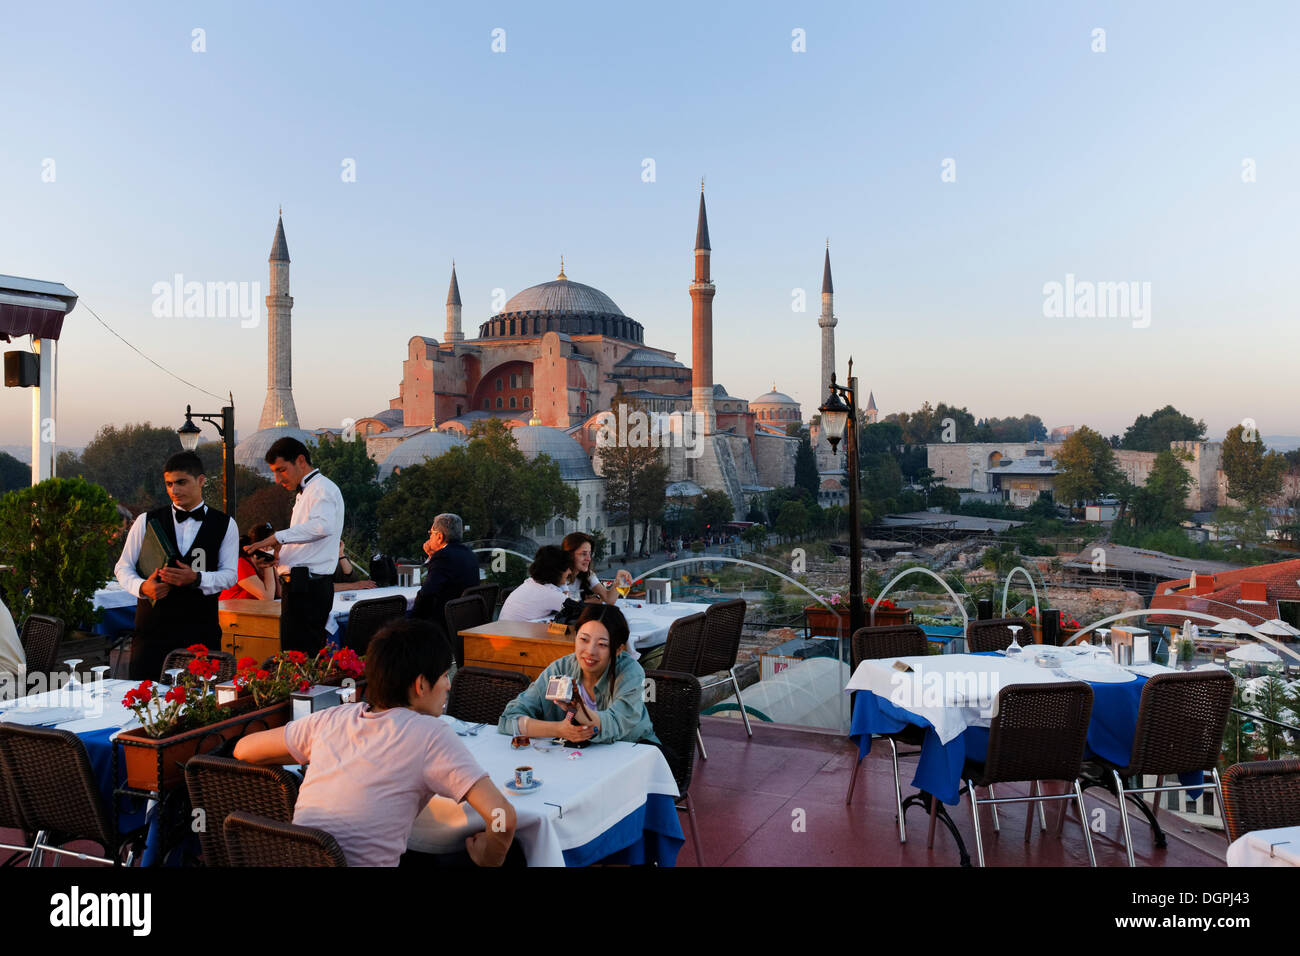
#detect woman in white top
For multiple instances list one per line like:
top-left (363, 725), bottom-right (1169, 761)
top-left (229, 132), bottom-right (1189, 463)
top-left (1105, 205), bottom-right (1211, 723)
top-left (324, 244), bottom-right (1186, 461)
top-left (560, 532), bottom-right (631, 605)
top-left (498, 546), bottom-right (574, 623)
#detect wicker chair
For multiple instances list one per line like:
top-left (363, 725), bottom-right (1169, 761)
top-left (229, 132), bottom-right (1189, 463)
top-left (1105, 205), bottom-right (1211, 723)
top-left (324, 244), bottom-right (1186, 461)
top-left (183, 754), bottom-right (301, 867)
top-left (940, 681), bottom-right (1095, 867)
top-left (0, 724), bottom-right (122, 866)
top-left (1221, 759), bottom-right (1300, 843)
top-left (463, 583), bottom-right (501, 620)
top-left (965, 617), bottom-right (1033, 654)
top-left (160, 648), bottom-right (238, 684)
top-left (18, 614), bottom-right (64, 678)
top-left (223, 811), bottom-right (347, 867)
top-left (658, 613), bottom-right (707, 757)
top-left (446, 666), bottom-right (531, 726)
top-left (0, 752), bottom-right (32, 865)
top-left (444, 595), bottom-right (490, 669)
top-left (696, 599), bottom-right (751, 742)
top-left (344, 595), bottom-right (408, 655)
top-left (1082, 669), bottom-right (1234, 866)
top-left (845, 625), bottom-right (930, 842)
top-left (643, 670), bottom-right (704, 865)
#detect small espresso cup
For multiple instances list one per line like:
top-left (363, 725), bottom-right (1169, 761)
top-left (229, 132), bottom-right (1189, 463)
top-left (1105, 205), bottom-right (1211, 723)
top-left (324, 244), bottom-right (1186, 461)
top-left (514, 766), bottom-right (534, 789)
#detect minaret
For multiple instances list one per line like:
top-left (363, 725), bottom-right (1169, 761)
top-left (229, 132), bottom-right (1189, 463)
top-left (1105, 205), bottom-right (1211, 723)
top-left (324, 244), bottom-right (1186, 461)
top-left (445, 262), bottom-right (463, 344)
top-left (819, 242), bottom-right (836, 404)
top-left (259, 212), bottom-right (299, 430)
top-left (690, 185), bottom-right (716, 434)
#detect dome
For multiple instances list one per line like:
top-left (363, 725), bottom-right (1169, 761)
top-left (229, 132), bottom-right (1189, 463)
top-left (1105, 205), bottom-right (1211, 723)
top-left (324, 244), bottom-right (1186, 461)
top-left (511, 425), bottom-right (596, 480)
top-left (502, 279), bottom-right (625, 317)
top-left (752, 388), bottom-right (798, 406)
top-left (235, 425), bottom-right (317, 478)
top-left (379, 429), bottom-right (468, 480)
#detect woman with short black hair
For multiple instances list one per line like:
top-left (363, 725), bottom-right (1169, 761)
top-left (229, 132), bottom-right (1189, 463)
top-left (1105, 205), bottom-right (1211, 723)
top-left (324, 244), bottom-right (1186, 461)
top-left (497, 545), bottom-right (574, 622)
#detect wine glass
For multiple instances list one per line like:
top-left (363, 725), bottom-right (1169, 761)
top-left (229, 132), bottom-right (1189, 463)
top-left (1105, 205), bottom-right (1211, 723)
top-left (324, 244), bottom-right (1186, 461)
top-left (164, 667), bottom-right (184, 690)
top-left (89, 665), bottom-right (111, 699)
top-left (1005, 626), bottom-right (1024, 659)
top-left (63, 658), bottom-right (83, 689)
top-left (1094, 628), bottom-right (1111, 665)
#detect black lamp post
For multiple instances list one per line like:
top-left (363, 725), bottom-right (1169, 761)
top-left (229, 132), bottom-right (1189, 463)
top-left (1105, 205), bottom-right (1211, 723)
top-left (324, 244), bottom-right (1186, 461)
top-left (820, 362), bottom-right (863, 637)
top-left (178, 397), bottom-right (236, 515)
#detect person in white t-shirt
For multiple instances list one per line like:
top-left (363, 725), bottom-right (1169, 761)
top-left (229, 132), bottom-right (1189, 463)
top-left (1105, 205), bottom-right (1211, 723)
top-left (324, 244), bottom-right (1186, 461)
top-left (560, 532), bottom-right (631, 605)
top-left (498, 546), bottom-right (574, 623)
top-left (233, 618), bottom-right (516, 866)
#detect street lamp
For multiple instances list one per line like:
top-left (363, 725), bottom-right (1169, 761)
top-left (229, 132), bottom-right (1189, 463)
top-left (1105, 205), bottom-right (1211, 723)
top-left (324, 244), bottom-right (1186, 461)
top-left (819, 363), bottom-right (863, 637)
top-left (177, 397), bottom-right (237, 515)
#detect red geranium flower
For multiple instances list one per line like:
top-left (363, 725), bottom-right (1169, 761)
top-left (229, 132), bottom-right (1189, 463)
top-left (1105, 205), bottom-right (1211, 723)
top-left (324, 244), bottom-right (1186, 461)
top-left (256, 670), bottom-right (270, 681)
top-left (298, 679), bottom-right (311, 692)
top-left (237, 657), bottom-right (258, 670)
top-left (165, 686), bottom-right (186, 704)
top-left (186, 644), bottom-right (210, 656)
top-left (283, 651), bottom-right (307, 666)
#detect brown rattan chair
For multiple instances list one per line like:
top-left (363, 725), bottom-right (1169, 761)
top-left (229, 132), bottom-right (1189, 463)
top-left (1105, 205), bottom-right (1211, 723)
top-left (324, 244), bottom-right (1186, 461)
top-left (19, 614), bottom-right (64, 678)
top-left (223, 811), bottom-right (347, 867)
top-left (1083, 669), bottom-right (1234, 866)
top-left (183, 754), bottom-right (301, 867)
top-left (965, 617), bottom-right (1033, 654)
top-left (160, 648), bottom-right (238, 685)
top-left (0, 724), bottom-right (123, 866)
top-left (939, 681), bottom-right (1096, 867)
top-left (0, 750), bottom-right (33, 865)
top-left (343, 595), bottom-right (408, 655)
top-left (696, 599), bottom-right (750, 740)
top-left (463, 583), bottom-right (501, 620)
top-left (659, 612), bottom-right (707, 757)
top-left (643, 670), bottom-right (704, 865)
top-left (1221, 758), bottom-right (1300, 843)
top-left (444, 595), bottom-right (490, 669)
top-left (446, 666), bottom-right (531, 726)
top-left (845, 625), bottom-right (930, 842)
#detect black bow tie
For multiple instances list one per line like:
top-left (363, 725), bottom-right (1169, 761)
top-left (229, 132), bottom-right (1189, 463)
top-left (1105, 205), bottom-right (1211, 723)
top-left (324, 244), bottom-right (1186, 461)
top-left (174, 507), bottom-right (205, 522)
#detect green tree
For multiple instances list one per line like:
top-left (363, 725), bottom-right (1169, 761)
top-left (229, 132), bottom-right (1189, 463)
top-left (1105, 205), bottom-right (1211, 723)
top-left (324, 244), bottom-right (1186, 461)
top-left (598, 395), bottom-right (670, 556)
top-left (741, 523), bottom-right (768, 550)
top-left (0, 477), bottom-right (120, 628)
top-left (794, 432), bottom-right (819, 498)
top-left (1120, 405), bottom-right (1207, 452)
top-left (310, 433), bottom-right (383, 551)
top-left (885, 402), bottom-right (978, 445)
top-left (56, 450), bottom-right (86, 479)
top-left (236, 483), bottom-right (295, 538)
top-left (696, 488), bottom-right (734, 533)
top-left (193, 441), bottom-right (273, 519)
top-left (1222, 424), bottom-right (1287, 508)
top-left (79, 423), bottom-right (183, 512)
top-left (1054, 426), bottom-right (1124, 507)
top-left (982, 414), bottom-right (1048, 442)
top-left (0, 451), bottom-right (28, 493)
top-left (1129, 449), bottom-right (1193, 529)
top-left (774, 500), bottom-right (808, 541)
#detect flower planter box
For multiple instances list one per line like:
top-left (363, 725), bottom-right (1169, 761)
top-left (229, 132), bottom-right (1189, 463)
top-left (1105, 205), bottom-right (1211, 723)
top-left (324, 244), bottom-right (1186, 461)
top-left (1028, 622), bottom-right (1081, 646)
top-left (116, 698), bottom-right (291, 793)
top-left (805, 604), bottom-right (913, 640)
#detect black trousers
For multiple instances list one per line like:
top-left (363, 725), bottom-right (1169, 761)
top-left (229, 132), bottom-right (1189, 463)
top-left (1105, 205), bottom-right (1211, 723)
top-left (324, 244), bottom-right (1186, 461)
top-left (279, 576), bottom-right (336, 654)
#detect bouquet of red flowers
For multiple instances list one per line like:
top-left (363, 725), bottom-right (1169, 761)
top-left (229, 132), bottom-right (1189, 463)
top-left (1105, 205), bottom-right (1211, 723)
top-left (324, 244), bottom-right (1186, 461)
top-left (122, 645), bottom-right (233, 738)
top-left (235, 645), bottom-right (365, 706)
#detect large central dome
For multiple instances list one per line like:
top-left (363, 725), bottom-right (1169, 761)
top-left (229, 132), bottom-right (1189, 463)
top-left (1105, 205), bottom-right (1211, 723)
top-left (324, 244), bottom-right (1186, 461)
top-left (477, 269), bottom-right (644, 343)
top-left (503, 278), bottom-right (625, 317)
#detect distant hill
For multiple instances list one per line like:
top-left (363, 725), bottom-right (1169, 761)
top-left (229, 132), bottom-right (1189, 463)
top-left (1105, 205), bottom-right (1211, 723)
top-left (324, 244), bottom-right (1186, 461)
top-left (0, 444), bottom-right (85, 464)
top-left (1263, 436), bottom-right (1300, 453)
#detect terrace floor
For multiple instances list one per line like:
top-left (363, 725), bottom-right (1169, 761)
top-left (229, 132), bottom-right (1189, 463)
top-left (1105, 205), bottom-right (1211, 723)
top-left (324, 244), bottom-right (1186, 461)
top-left (677, 715), bottom-right (1228, 867)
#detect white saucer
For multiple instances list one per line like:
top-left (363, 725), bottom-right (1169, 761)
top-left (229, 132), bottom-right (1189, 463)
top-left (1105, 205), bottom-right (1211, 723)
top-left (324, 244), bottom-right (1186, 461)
top-left (505, 778), bottom-right (543, 795)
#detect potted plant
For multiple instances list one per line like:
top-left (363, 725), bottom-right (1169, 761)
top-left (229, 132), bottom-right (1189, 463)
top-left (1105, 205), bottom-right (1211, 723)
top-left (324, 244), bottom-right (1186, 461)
top-left (116, 645), bottom-right (291, 792)
top-left (1025, 607), bottom-right (1082, 645)
top-left (232, 645), bottom-right (365, 706)
top-left (804, 593), bottom-right (912, 639)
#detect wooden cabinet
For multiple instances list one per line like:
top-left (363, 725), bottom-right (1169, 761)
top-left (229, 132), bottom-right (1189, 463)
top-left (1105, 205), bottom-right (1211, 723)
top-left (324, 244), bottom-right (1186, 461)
top-left (218, 600), bottom-right (282, 664)
top-left (459, 621), bottom-right (573, 679)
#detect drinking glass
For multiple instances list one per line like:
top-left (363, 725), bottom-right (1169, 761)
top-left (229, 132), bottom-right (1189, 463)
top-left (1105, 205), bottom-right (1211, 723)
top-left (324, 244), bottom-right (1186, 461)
top-left (90, 665), bottom-right (111, 698)
top-left (164, 667), bottom-right (184, 689)
top-left (1094, 628), bottom-right (1111, 665)
top-left (1005, 626), bottom-right (1024, 659)
top-left (63, 658), bottom-right (83, 688)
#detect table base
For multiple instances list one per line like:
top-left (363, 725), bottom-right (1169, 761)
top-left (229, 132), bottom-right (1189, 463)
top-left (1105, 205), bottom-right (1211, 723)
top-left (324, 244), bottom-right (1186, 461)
top-left (903, 790), bottom-right (971, 867)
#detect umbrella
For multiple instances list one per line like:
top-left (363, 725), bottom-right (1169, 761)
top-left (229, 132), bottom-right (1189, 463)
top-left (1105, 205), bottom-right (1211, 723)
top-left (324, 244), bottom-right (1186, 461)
top-left (1258, 618), bottom-right (1300, 637)
top-left (1211, 618), bottom-right (1259, 635)
top-left (1226, 643), bottom-right (1282, 663)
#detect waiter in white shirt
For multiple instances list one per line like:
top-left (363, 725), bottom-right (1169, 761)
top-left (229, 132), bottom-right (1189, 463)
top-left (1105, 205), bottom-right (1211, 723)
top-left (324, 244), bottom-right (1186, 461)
top-left (248, 437), bottom-right (344, 654)
top-left (114, 451), bottom-right (239, 680)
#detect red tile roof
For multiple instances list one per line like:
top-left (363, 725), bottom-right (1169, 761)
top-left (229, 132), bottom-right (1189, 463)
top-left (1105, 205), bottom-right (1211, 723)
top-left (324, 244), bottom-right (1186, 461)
top-left (1148, 556), bottom-right (1300, 627)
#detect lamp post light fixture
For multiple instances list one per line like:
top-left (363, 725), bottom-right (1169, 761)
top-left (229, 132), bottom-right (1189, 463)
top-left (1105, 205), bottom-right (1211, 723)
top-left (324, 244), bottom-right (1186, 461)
top-left (819, 362), bottom-right (864, 637)
top-left (178, 397), bottom-right (237, 515)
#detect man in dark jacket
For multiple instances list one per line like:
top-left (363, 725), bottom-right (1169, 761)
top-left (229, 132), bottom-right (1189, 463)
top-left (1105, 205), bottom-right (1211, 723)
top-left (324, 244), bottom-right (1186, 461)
top-left (410, 513), bottom-right (480, 630)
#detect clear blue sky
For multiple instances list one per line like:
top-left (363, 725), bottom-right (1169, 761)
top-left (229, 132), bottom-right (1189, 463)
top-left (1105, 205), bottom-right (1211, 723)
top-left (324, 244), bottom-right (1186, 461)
top-left (2, 0), bottom-right (1297, 448)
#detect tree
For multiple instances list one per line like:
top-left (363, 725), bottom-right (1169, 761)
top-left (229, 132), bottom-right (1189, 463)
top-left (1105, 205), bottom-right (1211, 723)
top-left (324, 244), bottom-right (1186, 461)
top-left (1054, 426), bottom-right (1124, 506)
top-left (982, 414), bottom-right (1048, 442)
top-left (193, 442), bottom-right (273, 519)
top-left (236, 483), bottom-right (295, 538)
top-left (1129, 449), bottom-right (1192, 529)
top-left (794, 432), bottom-right (818, 498)
top-left (1222, 424), bottom-right (1286, 508)
top-left (741, 523), bottom-right (768, 550)
top-left (774, 500), bottom-right (808, 541)
top-left (597, 395), bottom-right (669, 556)
top-left (56, 450), bottom-right (86, 479)
top-left (1120, 405), bottom-right (1206, 452)
top-left (79, 423), bottom-right (183, 512)
top-left (885, 402), bottom-right (978, 445)
top-left (0, 477), bottom-right (120, 628)
top-left (310, 434), bottom-right (383, 552)
top-left (0, 452), bottom-right (27, 493)
top-left (696, 488), bottom-right (733, 534)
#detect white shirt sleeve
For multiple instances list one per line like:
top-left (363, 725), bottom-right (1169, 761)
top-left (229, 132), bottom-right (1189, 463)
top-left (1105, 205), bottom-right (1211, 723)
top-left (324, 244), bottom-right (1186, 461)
top-left (275, 484), bottom-right (341, 545)
top-left (114, 514), bottom-right (149, 599)
top-left (198, 517), bottom-right (240, 595)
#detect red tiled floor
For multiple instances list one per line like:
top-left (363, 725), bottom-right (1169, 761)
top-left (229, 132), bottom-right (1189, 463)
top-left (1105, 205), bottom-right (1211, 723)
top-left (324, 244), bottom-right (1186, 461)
top-left (679, 716), bottom-right (1229, 867)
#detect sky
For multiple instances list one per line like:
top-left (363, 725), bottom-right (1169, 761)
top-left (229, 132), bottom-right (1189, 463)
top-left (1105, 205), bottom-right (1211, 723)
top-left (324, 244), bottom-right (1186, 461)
top-left (2, 0), bottom-right (1297, 451)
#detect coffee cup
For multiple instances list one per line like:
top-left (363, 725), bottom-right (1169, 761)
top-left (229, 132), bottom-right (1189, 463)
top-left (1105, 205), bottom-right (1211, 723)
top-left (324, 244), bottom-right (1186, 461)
top-left (514, 766), bottom-right (534, 789)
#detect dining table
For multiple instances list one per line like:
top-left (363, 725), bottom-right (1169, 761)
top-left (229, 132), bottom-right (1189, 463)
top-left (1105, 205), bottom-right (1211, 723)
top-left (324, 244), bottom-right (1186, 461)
top-left (407, 716), bottom-right (683, 866)
top-left (1226, 825), bottom-right (1300, 866)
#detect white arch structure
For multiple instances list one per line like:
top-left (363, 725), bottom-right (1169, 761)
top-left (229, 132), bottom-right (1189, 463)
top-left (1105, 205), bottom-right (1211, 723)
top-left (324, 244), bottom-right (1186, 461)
top-left (1068, 609), bottom-right (1300, 665)
top-left (1000, 565), bottom-right (1041, 619)
top-left (873, 566), bottom-right (970, 630)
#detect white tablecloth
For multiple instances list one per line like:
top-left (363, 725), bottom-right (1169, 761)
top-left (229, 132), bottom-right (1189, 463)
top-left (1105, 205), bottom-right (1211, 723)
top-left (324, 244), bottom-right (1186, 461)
top-left (616, 600), bottom-right (711, 657)
top-left (408, 716), bottom-right (678, 866)
top-left (93, 584), bottom-right (135, 611)
top-left (1226, 826), bottom-right (1300, 866)
top-left (325, 586), bottom-right (422, 635)
top-left (0, 679), bottom-right (139, 734)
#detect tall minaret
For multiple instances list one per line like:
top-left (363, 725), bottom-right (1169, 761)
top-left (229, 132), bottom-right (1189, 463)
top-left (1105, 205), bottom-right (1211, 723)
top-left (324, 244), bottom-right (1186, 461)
top-left (444, 262), bottom-right (463, 344)
top-left (819, 242), bottom-right (836, 404)
top-left (690, 185), bottom-right (716, 434)
top-left (259, 212), bottom-right (299, 430)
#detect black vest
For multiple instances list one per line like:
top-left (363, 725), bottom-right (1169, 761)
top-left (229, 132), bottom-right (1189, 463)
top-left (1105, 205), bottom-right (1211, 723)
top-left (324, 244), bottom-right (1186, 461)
top-left (132, 506), bottom-right (231, 646)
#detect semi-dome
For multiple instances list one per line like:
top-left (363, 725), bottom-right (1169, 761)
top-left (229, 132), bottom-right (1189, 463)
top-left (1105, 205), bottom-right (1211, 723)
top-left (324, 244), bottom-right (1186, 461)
top-left (379, 429), bottom-right (467, 480)
top-left (235, 425), bottom-right (317, 478)
top-left (511, 425), bottom-right (597, 480)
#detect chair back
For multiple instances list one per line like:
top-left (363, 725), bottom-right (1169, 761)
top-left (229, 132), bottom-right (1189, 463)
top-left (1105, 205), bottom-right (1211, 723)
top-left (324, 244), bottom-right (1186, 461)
top-left (1221, 758), bottom-right (1300, 843)
top-left (444, 595), bottom-right (489, 668)
top-left (643, 670), bottom-right (702, 795)
top-left (965, 617), bottom-right (1032, 654)
top-left (979, 682), bottom-right (1094, 786)
top-left (344, 595), bottom-right (408, 654)
top-left (1124, 669), bottom-right (1235, 776)
top-left (446, 666), bottom-right (531, 726)
top-left (0, 724), bottom-right (116, 856)
top-left (463, 583), bottom-right (501, 620)
top-left (660, 612), bottom-right (706, 672)
top-left (698, 599), bottom-right (746, 676)
top-left (183, 754), bottom-right (300, 867)
top-left (19, 614), bottom-right (64, 676)
top-left (223, 811), bottom-right (347, 867)
top-left (160, 648), bottom-right (238, 685)
top-left (850, 625), bottom-right (928, 671)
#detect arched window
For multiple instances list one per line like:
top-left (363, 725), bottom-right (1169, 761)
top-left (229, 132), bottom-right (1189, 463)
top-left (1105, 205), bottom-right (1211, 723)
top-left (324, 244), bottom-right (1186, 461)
top-left (509, 397), bottom-right (517, 408)
top-left (510, 374), bottom-right (518, 388)
top-left (584, 517), bottom-right (592, 531)
top-left (483, 399), bottom-right (490, 410)
top-left (585, 494), bottom-right (592, 510)
top-left (496, 378), bottom-right (503, 391)
top-left (523, 396), bottom-right (531, 409)
top-left (495, 397), bottom-right (503, 409)
top-left (554, 519), bottom-right (565, 537)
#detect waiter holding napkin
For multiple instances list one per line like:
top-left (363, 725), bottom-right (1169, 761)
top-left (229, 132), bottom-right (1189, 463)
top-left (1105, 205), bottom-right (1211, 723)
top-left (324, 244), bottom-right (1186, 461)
top-left (114, 451), bottom-right (239, 680)
top-left (248, 437), bottom-right (344, 654)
